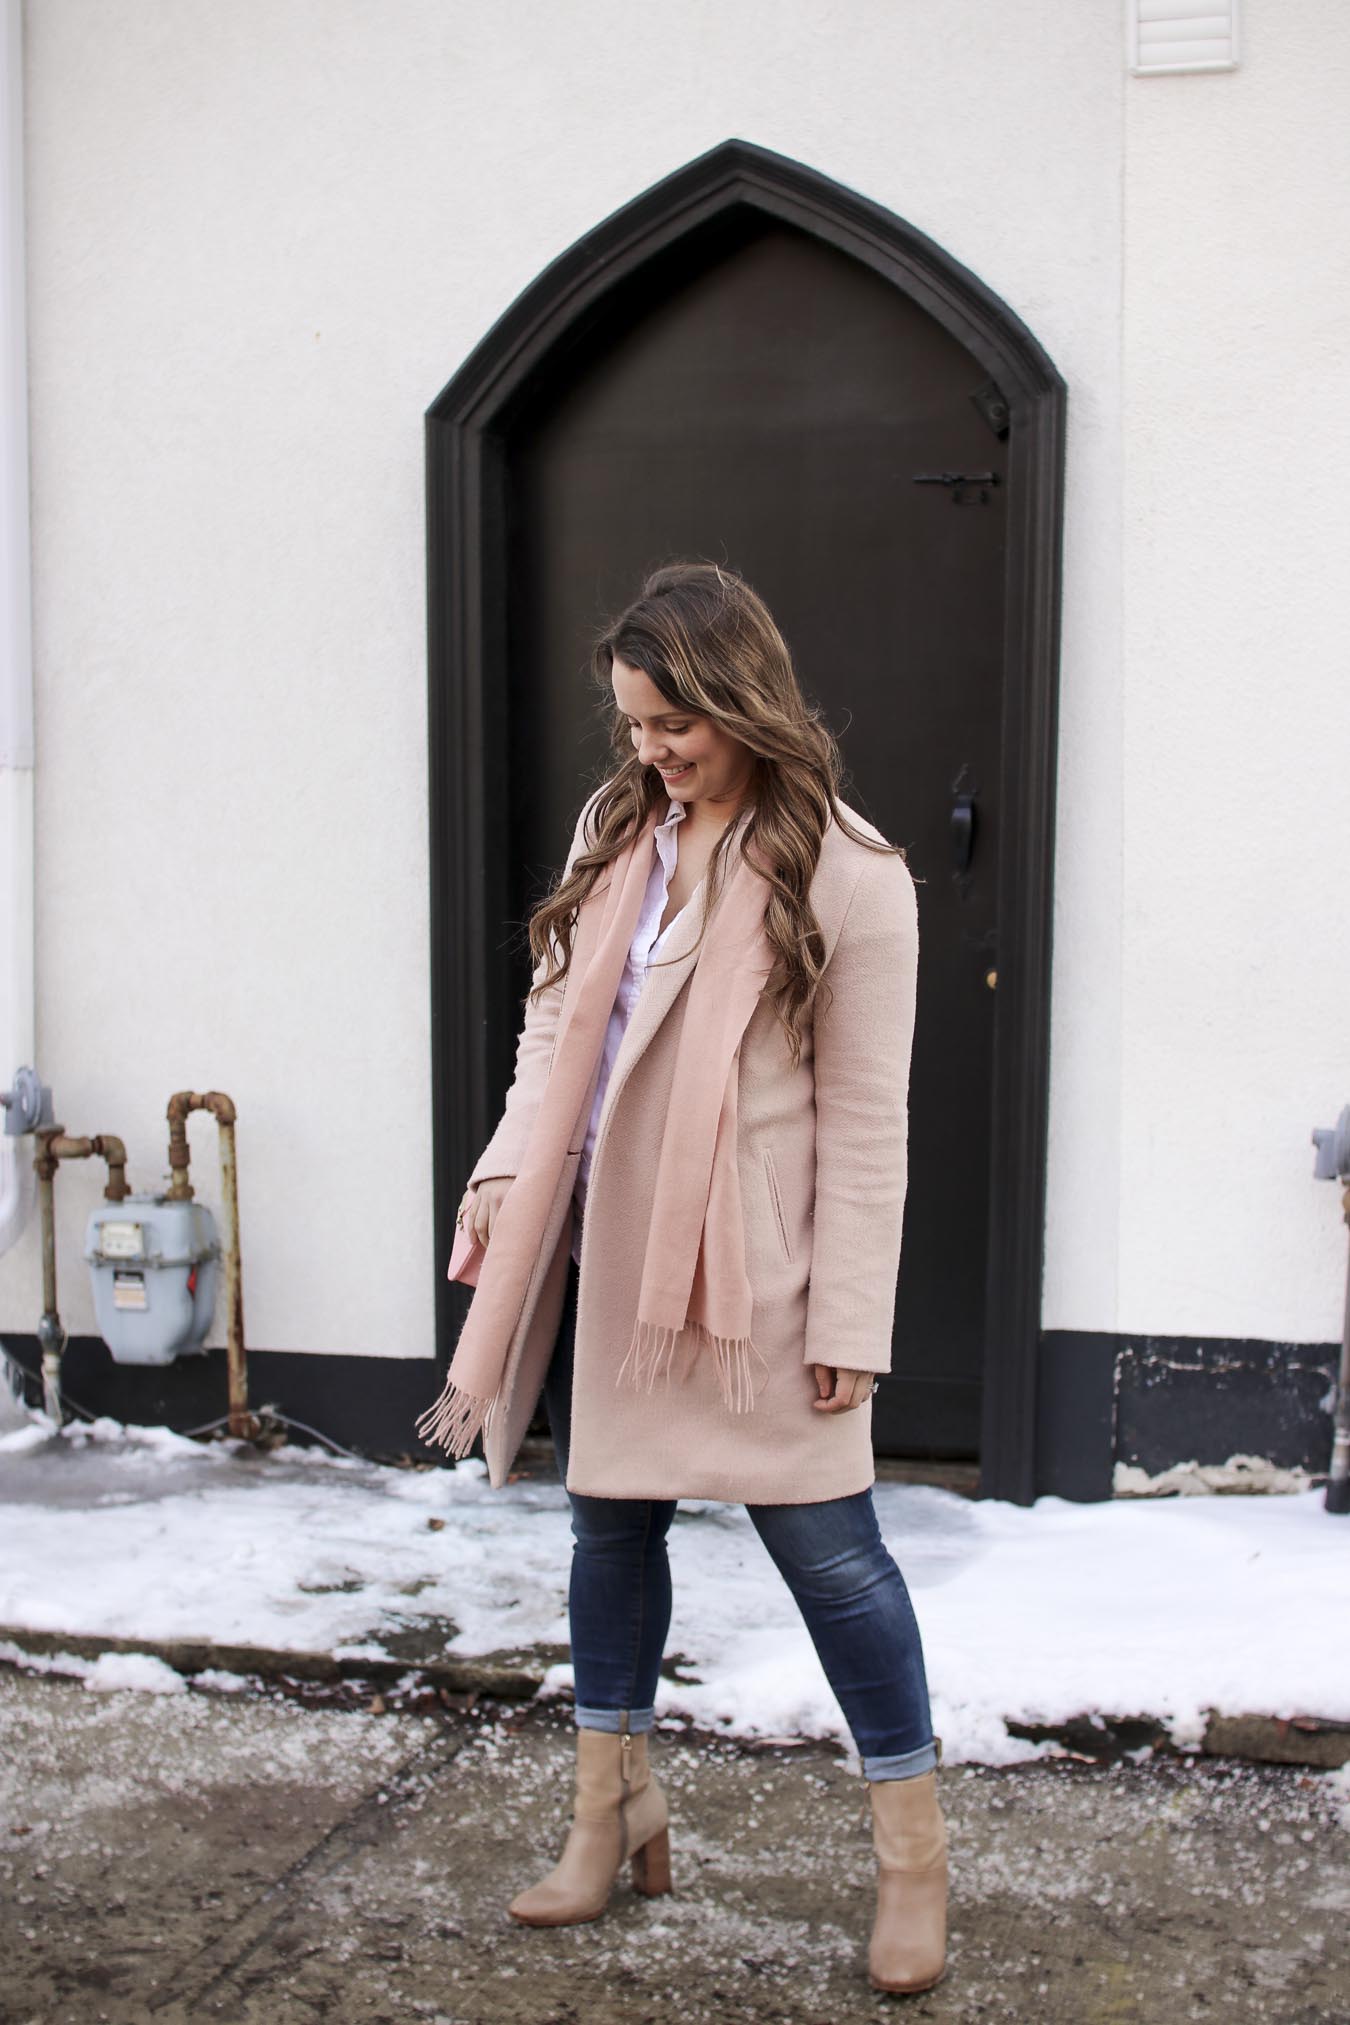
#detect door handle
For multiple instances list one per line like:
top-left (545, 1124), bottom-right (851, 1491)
top-left (951, 792), bottom-right (976, 875)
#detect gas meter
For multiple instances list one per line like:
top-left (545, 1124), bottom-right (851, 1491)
top-left (84, 1193), bottom-right (221, 1365)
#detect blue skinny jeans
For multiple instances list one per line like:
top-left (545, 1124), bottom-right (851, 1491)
top-left (543, 1253), bottom-right (938, 1782)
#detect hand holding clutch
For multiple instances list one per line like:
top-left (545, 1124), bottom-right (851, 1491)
top-left (447, 1218), bottom-right (484, 1287)
top-left (449, 1175), bottom-right (515, 1287)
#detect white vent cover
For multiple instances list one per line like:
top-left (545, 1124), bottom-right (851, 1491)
top-left (1128, 0), bottom-right (1239, 74)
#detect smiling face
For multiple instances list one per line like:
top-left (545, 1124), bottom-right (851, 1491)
top-left (611, 656), bottom-right (756, 817)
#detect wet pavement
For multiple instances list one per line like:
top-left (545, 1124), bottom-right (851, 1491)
top-left (2, 1662), bottom-right (1347, 2025)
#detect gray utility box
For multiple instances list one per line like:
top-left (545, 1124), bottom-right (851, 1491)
top-left (84, 1194), bottom-right (221, 1365)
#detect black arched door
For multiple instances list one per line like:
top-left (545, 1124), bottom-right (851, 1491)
top-left (427, 143), bottom-right (1064, 1500)
top-left (507, 219), bottom-right (1002, 1457)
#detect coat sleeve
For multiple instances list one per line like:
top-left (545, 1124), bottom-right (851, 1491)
top-left (803, 848), bottom-right (920, 1375)
top-left (467, 789), bottom-right (603, 1187)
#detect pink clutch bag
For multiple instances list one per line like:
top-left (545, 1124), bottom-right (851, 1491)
top-left (447, 1218), bottom-right (485, 1287)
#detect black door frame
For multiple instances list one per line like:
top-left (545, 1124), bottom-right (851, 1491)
top-left (425, 138), bottom-right (1066, 1504)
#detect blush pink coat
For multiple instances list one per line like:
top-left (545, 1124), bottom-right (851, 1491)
top-left (466, 789), bottom-right (920, 1504)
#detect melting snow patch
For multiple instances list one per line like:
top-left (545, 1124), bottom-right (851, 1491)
top-left (1322, 1762), bottom-right (1350, 1831)
top-left (1, 1415), bottom-right (1347, 1768)
top-left (1114, 1453), bottom-right (1315, 1496)
top-left (0, 1639), bottom-right (185, 1694)
top-left (0, 1420), bottom-right (53, 1456)
top-left (80, 1651), bottom-right (186, 1694)
top-left (189, 1667), bottom-right (250, 1693)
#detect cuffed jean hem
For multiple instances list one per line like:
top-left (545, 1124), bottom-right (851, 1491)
top-left (864, 1737), bottom-right (940, 1782)
top-left (574, 1704), bottom-right (657, 1735)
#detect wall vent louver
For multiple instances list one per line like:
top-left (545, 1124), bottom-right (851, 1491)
top-left (1128, 0), bottom-right (1239, 74)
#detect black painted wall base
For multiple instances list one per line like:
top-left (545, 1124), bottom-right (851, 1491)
top-left (2, 1327), bottom-right (1339, 1502)
top-left (0, 1333), bottom-right (448, 1463)
top-left (1036, 1330), bottom-right (1338, 1502)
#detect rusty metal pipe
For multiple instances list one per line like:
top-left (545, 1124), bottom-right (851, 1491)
top-left (165, 1091), bottom-right (252, 1440)
top-left (33, 1126), bottom-right (132, 1422)
top-left (1325, 1179), bottom-right (1350, 1516)
top-left (33, 1127), bottom-right (65, 1422)
top-left (47, 1132), bottom-right (130, 1202)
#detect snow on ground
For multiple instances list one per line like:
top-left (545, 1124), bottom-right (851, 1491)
top-left (1, 1411), bottom-right (1348, 1770)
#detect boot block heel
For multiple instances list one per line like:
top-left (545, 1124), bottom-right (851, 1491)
top-left (630, 1824), bottom-right (672, 1897)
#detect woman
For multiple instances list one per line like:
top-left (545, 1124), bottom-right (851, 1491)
top-left (417, 562), bottom-right (946, 1995)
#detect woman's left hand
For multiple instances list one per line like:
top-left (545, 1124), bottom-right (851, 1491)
top-left (811, 1366), bottom-right (878, 1413)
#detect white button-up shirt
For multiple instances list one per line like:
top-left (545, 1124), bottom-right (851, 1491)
top-left (571, 797), bottom-right (691, 1264)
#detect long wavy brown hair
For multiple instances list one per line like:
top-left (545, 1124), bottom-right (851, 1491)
top-left (526, 561), bottom-right (904, 1066)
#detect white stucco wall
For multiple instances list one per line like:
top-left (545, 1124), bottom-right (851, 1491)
top-left (1117, 0), bottom-right (1350, 1343)
top-left (5, 0), bottom-right (1336, 1370)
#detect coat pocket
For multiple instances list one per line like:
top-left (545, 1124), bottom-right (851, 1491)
top-left (762, 1149), bottom-right (794, 1264)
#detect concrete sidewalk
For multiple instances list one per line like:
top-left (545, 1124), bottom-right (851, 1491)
top-left (2, 1663), bottom-right (1347, 2025)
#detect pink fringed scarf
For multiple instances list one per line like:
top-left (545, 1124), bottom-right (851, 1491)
top-left (415, 802), bottom-right (776, 1461)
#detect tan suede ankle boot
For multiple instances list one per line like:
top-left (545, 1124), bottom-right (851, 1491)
top-left (508, 1723), bottom-right (672, 1927)
top-left (867, 1767), bottom-right (948, 1993)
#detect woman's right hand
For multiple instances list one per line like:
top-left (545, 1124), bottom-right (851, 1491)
top-left (459, 1176), bottom-right (512, 1248)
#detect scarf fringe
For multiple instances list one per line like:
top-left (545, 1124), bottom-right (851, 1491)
top-left (617, 1317), bottom-right (770, 1414)
top-left (414, 1377), bottom-right (493, 1460)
